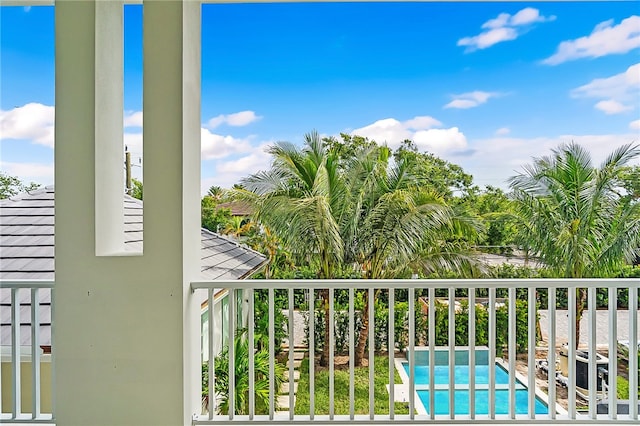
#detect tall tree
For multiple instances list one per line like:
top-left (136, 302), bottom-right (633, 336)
top-left (240, 131), bottom-right (345, 366)
top-left (509, 142), bottom-right (640, 347)
top-left (344, 145), bottom-right (482, 364)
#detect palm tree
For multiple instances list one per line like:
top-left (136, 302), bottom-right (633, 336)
top-left (344, 146), bottom-right (482, 364)
top-left (211, 329), bottom-right (285, 415)
top-left (240, 131), bottom-right (345, 366)
top-left (509, 142), bottom-right (640, 347)
top-left (222, 216), bottom-right (254, 239)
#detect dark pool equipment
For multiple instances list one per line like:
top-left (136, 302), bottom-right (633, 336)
top-left (559, 346), bottom-right (609, 394)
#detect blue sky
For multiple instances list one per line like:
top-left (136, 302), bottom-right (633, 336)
top-left (1, 2), bottom-right (639, 194)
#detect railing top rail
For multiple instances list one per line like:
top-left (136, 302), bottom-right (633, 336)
top-left (0, 280), bottom-right (55, 289)
top-left (191, 278), bottom-right (640, 291)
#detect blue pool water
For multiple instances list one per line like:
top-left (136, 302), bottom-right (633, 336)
top-left (416, 389), bottom-right (548, 415)
top-left (402, 349), bottom-right (549, 415)
top-left (410, 364), bottom-right (510, 385)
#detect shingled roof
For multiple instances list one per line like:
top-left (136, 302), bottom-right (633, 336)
top-left (0, 186), bottom-right (267, 346)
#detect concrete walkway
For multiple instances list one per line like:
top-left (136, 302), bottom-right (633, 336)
top-left (538, 309), bottom-right (640, 348)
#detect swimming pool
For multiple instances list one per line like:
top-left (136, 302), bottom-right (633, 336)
top-left (401, 347), bottom-right (549, 416)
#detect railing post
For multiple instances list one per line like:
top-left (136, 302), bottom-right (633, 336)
top-left (527, 287), bottom-right (536, 419)
top-left (408, 287), bottom-right (415, 420)
top-left (248, 288), bottom-right (255, 419)
top-left (31, 288), bottom-right (41, 419)
top-left (548, 288), bottom-right (557, 420)
top-left (608, 287), bottom-right (618, 419)
top-left (308, 288), bottom-right (315, 419)
top-left (508, 286), bottom-right (516, 419)
top-left (388, 287), bottom-right (395, 420)
top-left (348, 287), bottom-right (355, 419)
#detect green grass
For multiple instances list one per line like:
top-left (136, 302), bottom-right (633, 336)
top-left (616, 376), bottom-right (640, 399)
top-left (294, 356), bottom-right (410, 415)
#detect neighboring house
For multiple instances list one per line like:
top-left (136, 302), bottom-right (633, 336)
top-left (215, 200), bottom-right (253, 217)
top-left (0, 187), bottom-right (267, 413)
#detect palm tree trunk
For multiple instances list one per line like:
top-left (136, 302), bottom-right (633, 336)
top-left (575, 288), bottom-right (587, 349)
top-left (354, 291), bottom-right (369, 366)
top-left (319, 289), bottom-right (331, 367)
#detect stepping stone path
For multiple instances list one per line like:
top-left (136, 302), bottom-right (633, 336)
top-left (276, 347), bottom-right (307, 416)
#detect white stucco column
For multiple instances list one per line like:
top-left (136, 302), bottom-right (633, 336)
top-left (54, 1), bottom-right (201, 424)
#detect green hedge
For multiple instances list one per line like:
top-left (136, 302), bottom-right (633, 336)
top-left (306, 297), bottom-right (534, 355)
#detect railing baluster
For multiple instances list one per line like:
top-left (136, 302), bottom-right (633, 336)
top-left (268, 287), bottom-right (275, 419)
top-left (389, 287), bottom-right (395, 420)
top-left (348, 287), bottom-right (355, 420)
top-left (568, 286), bottom-right (576, 420)
top-left (228, 289), bottom-right (236, 419)
top-left (11, 287), bottom-right (22, 419)
top-left (469, 288), bottom-right (476, 419)
top-left (528, 287), bottom-right (536, 419)
top-left (329, 288), bottom-right (335, 420)
top-left (308, 289), bottom-right (315, 419)
top-left (208, 288), bottom-right (214, 418)
top-left (288, 288), bottom-right (294, 419)
top-left (548, 288), bottom-right (557, 420)
top-left (248, 288), bottom-right (255, 419)
top-left (629, 285), bottom-right (638, 421)
top-left (428, 287), bottom-right (435, 419)
top-left (369, 287), bottom-right (375, 420)
top-left (489, 287), bottom-right (496, 420)
top-left (409, 287), bottom-right (415, 420)
top-left (508, 286), bottom-right (516, 419)
top-left (588, 286), bottom-right (597, 419)
top-left (448, 287), bottom-right (455, 419)
top-left (31, 287), bottom-right (41, 419)
top-left (608, 287), bottom-right (617, 420)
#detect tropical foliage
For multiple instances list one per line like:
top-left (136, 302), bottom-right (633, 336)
top-left (509, 142), bottom-right (640, 346)
top-left (236, 131), bottom-right (484, 366)
top-left (210, 329), bottom-right (285, 415)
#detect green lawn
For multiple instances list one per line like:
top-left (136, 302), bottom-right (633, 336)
top-left (294, 355), bottom-right (410, 415)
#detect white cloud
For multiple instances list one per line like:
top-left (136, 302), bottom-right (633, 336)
top-left (455, 133), bottom-right (640, 189)
top-left (123, 132), bottom-right (143, 153)
top-left (571, 63), bottom-right (640, 115)
top-left (201, 128), bottom-right (253, 160)
top-left (495, 127), bottom-right (511, 136)
top-left (595, 100), bottom-right (633, 115)
top-left (0, 103), bottom-right (55, 147)
top-left (458, 7), bottom-right (555, 51)
top-left (444, 91), bottom-right (499, 109)
top-left (124, 111), bottom-right (143, 128)
top-left (0, 161), bottom-right (54, 185)
top-left (511, 8), bottom-right (550, 26)
top-left (413, 128), bottom-right (468, 153)
top-left (125, 126), bottom-right (256, 162)
top-left (206, 110), bottom-right (262, 129)
top-left (458, 27), bottom-right (518, 51)
top-left (630, 119), bottom-right (640, 131)
top-left (403, 116), bottom-right (442, 130)
top-left (351, 116), bottom-right (467, 156)
top-left (542, 15), bottom-right (640, 65)
top-left (201, 143), bottom-right (273, 192)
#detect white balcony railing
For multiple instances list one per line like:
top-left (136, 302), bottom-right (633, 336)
top-left (0, 280), bottom-right (54, 424)
top-left (1, 279), bottom-right (638, 424)
top-left (191, 279), bottom-right (639, 424)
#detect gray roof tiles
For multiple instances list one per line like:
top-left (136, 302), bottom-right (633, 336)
top-left (0, 186), bottom-right (267, 346)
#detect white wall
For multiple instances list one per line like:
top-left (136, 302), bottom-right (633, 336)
top-left (53, 1), bottom-right (201, 424)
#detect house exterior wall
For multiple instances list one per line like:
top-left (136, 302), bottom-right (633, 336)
top-left (53, 1), bottom-right (201, 425)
